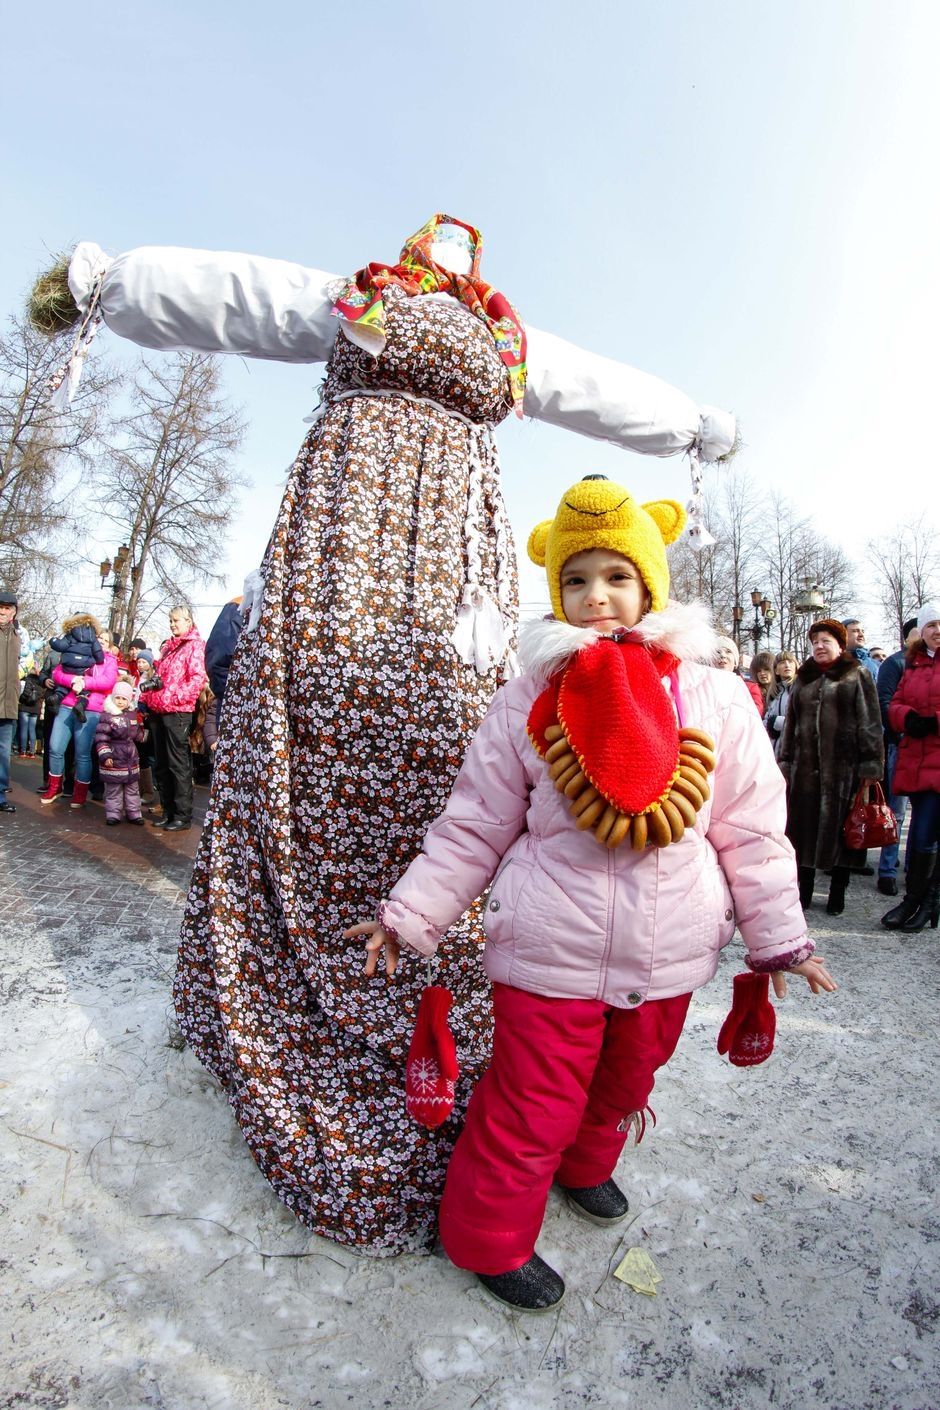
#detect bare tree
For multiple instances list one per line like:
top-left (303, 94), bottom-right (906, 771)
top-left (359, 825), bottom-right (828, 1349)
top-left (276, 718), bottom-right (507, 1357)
top-left (867, 517), bottom-right (940, 645)
top-left (0, 314), bottom-right (118, 600)
top-left (716, 467), bottom-right (765, 644)
top-left (96, 352), bottom-right (246, 645)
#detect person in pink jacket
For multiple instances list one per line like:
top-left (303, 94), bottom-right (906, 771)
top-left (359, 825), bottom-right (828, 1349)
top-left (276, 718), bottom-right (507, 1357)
top-left (350, 476), bottom-right (837, 1312)
top-left (40, 624), bottom-right (119, 810)
top-left (144, 606), bottom-right (206, 833)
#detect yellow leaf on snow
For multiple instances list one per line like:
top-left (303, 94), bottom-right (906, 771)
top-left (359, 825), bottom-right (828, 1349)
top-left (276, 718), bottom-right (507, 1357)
top-left (613, 1247), bottom-right (663, 1297)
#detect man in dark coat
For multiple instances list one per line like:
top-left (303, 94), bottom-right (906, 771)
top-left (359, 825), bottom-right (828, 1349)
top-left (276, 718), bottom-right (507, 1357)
top-left (779, 618), bottom-right (884, 914)
top-left (843, 618), bottom-right (879, 681)
top-left (876, 617), bottom-right (919, 895)
top-left (0, 590), bottom-right (21, 813)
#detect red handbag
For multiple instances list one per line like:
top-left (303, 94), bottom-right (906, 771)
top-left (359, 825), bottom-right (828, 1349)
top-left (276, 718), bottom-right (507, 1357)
top-left (843, 782), bottom-right (898, 850)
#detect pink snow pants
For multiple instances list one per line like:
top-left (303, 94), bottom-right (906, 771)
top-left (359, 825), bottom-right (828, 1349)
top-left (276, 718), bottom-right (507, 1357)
top-left (439, 982), bottom-right (691, 1274)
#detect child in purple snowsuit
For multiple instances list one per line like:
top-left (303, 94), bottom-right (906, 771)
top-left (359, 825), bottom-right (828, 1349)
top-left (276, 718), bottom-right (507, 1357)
top-left (94, 682), bottom-right (145, 825)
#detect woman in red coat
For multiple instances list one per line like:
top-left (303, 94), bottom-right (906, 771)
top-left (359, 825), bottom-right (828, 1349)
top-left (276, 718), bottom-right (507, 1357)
top-left (882, 604), bottom-right (940, 932)
top-left (145, 606), bottom-right (206, 833)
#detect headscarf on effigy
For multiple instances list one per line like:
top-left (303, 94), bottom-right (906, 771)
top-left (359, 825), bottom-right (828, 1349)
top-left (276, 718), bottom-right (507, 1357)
top-left (331, 213), bottom-right (527, 416)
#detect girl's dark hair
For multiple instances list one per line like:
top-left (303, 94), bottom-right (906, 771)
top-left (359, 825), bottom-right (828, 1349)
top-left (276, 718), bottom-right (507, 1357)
top-left (750, 651), bottom-right (776, 705)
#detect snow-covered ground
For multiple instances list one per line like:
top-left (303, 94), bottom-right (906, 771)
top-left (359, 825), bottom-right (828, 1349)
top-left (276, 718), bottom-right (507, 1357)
top-left (1, 769), bottom-right (938, 1410)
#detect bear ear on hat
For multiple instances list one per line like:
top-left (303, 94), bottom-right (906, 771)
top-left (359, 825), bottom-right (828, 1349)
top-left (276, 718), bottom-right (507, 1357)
top-left (527, 521), bottom-right (552, 566)
top-left (642, 499), bottom-right (686, 546)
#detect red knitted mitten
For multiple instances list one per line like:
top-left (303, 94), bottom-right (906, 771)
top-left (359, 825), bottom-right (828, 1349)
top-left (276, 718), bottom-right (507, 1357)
top-left (717, 972), bottom-right (776, 1067)
top-left (405, 985), bottom-right (459, 1128)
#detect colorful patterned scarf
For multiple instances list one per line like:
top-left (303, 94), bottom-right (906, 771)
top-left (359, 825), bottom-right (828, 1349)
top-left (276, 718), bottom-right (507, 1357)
top-left (332, 214), bottom-right (527, 417)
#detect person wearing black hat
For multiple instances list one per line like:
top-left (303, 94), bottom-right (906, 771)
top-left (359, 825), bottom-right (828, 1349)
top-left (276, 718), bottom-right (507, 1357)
top-left (0, 590), bottom-right (20, 813)
top-left (876, 617), bottom-right (920, 895)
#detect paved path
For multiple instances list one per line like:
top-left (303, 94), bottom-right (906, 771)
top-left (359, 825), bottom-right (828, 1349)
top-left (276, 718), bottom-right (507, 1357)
top-left (1, 756), bottom-right (938, 1410)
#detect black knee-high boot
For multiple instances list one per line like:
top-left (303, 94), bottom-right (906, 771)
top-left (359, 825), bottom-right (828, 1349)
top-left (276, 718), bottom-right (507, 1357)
top-left (899, 852), bottom-right (940, 934)
top-left (826, 866), bottom-right (850, 916)
top-left (882, 851), bottom-right (933, 930)
top-left (798, 867), bottom-right (815, 910)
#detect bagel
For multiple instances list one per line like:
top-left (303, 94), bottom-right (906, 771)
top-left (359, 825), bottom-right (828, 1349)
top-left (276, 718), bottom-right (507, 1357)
top-left (549, 751), bottom-right (577, 779)
top-left (575, 797), bottom-right (607, 830)
top-left (679, 739), bottom-right (715, 771)
top-left (660, 798), bottom-right (685, 843)
top-left (671, 774), bottom-right (705, 809)
top-left (594, 805), bottom-right (619, 845)
top-left (668, 790), bottom-right (697, 828)
top-left (563, 770), bottom-right (588, 799)
top-left (606, 814), bottom-right (632, 849)
top-left (679, 757), bottom-right (709, 785)
top-left (545, 737), bottom-right (572, 764)
top-left (555, 761), bottom-right (581, 792)
top-left (678, 727), bottom-right (715, 750)
top-left (647, 807), bottom-right (672, 847)
top-left (544, 724), bottom-right (565, 743)
top-left (571, 786), bottom-right (601, 817)
top-left (631, 813), bottom-right (648, 850)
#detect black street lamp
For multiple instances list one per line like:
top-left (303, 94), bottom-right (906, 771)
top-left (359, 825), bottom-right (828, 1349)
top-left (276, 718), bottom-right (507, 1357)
top-left (99, 544), bottom-right (134, 640)
top-left (749, 589), bottom-right (776, 646)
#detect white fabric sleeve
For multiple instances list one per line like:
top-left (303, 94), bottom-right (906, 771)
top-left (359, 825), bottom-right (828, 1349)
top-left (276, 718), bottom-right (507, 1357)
top-left (68, 242), bottom-right (341, 363)
top-left (523, 325), bottom-right (737, 463)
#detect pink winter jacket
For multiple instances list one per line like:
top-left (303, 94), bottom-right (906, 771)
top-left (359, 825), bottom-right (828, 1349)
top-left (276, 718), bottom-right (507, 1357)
top-left (382, 607), bottom-right (812, 1009)
top-left (145, 628), bottom-right (206, 714)
top-left (52, 652), bottom-right (119, 713)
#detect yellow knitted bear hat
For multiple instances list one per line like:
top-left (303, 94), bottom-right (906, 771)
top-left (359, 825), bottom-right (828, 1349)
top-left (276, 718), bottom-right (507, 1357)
top-left (527, 475), bottom-right (686, 620)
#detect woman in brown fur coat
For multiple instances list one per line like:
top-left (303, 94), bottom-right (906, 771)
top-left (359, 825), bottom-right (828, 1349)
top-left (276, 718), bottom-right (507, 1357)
top-left (778, 619), bottom-right (884, 914)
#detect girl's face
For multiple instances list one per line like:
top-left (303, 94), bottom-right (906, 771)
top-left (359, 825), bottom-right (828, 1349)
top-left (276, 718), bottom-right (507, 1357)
top-left (921, 619), bottom-right (940, 653)
top-left (811, 631), bottom-right (841, 666)
top-left (169, 612), bottom-right (190, 637)
top-left (756, 667), bottom-right (773, 686)
top-left (776, 659), bottom-right (796, 683)
top-left (716, 646), bottom-right (737, 672)
top-left (560, 551), bottom-right (650, 634)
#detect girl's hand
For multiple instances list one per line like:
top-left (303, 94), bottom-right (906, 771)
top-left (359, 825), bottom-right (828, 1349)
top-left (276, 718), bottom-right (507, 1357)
top-left (344, 920), bottom-right (401, 977)
top-left (772, 956), bottom-right (837, 999)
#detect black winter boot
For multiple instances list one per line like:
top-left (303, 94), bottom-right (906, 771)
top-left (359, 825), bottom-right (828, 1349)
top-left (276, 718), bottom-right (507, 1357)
top-left (900, 852), bottom-right (940, 934)
top-left (882, 852), bottom-right (933, 930)
top-left (477, 1254), bottom-right (565, 1312)
top-left (826, 866), bottom-right (850, 916)
top-left (560, 1178), bottom-right (630, 1226)
top-left (798, 867), bottom-right (816, 910)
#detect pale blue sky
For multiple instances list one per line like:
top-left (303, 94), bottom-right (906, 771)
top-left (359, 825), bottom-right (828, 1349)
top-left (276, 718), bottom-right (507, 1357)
top-left (3, 0), bottom-right (937, 633)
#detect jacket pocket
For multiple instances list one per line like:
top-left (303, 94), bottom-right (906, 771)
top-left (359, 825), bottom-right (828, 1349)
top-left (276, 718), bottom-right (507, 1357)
top-left (483, 857), bottom-right (533, 947)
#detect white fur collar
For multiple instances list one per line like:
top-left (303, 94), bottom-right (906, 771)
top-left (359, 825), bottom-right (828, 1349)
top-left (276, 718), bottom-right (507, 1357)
top-left (518, 601), bottom-right (720, 681)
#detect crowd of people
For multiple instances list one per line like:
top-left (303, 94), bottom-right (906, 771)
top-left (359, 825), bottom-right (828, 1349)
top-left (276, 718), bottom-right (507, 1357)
top-left (722, 611), bottom-right (939, 931)
top-left (1, 592), bottom-right (937, 931)
top-left (0, 590), bottom-right (243, 832)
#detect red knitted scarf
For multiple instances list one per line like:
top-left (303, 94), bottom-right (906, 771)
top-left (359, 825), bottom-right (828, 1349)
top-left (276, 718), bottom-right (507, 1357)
top-left (528, 636), bottom-right (680, 814)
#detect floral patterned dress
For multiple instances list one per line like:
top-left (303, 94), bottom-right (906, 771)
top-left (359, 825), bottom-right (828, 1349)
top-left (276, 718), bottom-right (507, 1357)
top-left (174, 288), bottom-right (517, 1255)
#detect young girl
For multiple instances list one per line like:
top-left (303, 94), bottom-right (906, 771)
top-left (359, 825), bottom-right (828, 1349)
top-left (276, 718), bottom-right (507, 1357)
top-left (349, 476), bottom-right (836, 1312)
top-left (94, 681), bottom-right (146, 825)
top-left (764, 650), bottom-right (798, 758)
top-left (751, 649), bottom-right (776, 709)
